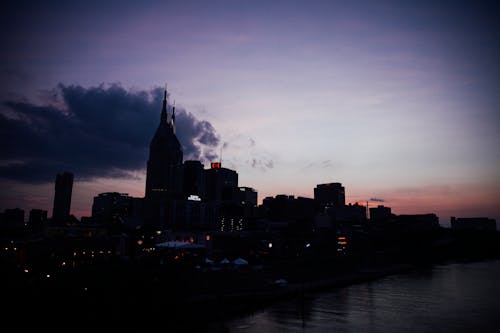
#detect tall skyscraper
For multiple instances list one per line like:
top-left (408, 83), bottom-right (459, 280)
top-left (314, 182), bottom-right (345, 211)
top-left (52, 172), bottom-right (73, 223)
top-left (145, 89), bottom-right (183, 198)
top-left (144, 89), bottom-right (183, 227)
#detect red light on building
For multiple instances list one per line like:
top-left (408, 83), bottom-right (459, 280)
top-left (211, 162), bottom-right (221, 169)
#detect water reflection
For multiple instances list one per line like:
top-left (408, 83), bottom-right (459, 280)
top-left (218, 260), bottom-right (500, 332)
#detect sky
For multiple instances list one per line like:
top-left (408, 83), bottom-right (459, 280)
top-left (1, 0), bottom-right (499, 225)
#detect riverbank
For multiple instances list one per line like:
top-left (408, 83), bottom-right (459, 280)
top-left (176, 257), bottom-right (500, 332)
top-left (2, 228), bottom-right (499, 331)
top-left (215, 260), bottom-right (500, 332)
top-left (173, 262), bottom-right (417, 331)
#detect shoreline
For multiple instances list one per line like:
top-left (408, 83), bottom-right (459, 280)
top-left (3, 238), bottom-right (499, 330)
top-left (178, 262), bottom-right (419, 328)
top-left (178, 258), bottom-right (500, 330)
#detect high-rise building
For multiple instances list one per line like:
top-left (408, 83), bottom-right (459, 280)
top-left (145, 89), bottom-right (183, 198)
top-left (144, 89), bottom-right (183, 227)
top-left (52, 172), bottom-right (73, 223)
top-left (92, 192), bottom-right (132, 225)
top-left (182, 160), bottom-right (206, 200)
top-left (314, 182), bottom-right (345, 211)
top-left (205, 162), bottom-right (238, 202)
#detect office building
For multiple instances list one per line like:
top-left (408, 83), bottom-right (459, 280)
top-left (314, 182), bottom-right (345, 211)
top-left (52, 172), bottom-right (73, 224)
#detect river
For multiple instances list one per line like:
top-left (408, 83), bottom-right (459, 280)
top-left (209, 260), bottom-right (500, 332)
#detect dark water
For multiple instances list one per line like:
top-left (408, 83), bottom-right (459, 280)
top-left (217, 260), bottom-right (500, 332)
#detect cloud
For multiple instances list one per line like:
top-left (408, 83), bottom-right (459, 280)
top-left (0, 83), bottom-right (219, 183)
top-left (301, 160), bottom-right (335, 171)
top-left (176, 109), bottom-right (220, 162)
top-left (247, 157), bottom-right (274, 171)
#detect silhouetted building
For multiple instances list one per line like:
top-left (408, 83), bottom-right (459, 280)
top-left (172, 198), bottom-right (208, 230)
top-left (314, 183), bottom-right (345, 211)
top-left (182, 160), bottom-right (206, 200)
top-left (237, 187), bottom-right (257, 207)
top-left (234, 186), bottom-right (258, 229)
top-left (263, 195), bottom-right (315, 222)
top-left (28, 209), bottom-right (47, 233)
top-left (396, 214), bottom-right (439, 231)
top-left (370, 205), bottom-right (392, 223)
top-left (205, 163), bottom-right (238, 202)
top-left (203, 163), bottom-right (245, 231)
top-left (145, 89), bottom-right (183, 198)
top-left (144, 89), bottom-right (183, 228)
top-left (2, 208), bottom-right (24, 228)
top-left (326, 202), bottom-right (366, 224)
top-left (92, 192), bottom-right (131, 224)
top-left (450, 217), bottom-right (496, 231)
top-left (52, 172), bottom-right (73, 224)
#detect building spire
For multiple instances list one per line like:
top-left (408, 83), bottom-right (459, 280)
top-left (161, 83), bottom-right (167, 122)
top-left (171, 100), bottom-right (176, 134)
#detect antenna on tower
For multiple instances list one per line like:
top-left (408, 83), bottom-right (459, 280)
top-left (171, 100), bottom-right (176, 134)
top-left (220, 142), bottom-right (223, 165)
top-left (161, 82), bottom-right (168, 122)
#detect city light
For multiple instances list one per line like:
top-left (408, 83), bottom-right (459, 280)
top-left (187, 195), bottom-right (201, 201)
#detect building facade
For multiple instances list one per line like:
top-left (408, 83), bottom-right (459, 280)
top-left (144, 90), bottom-right (184, 228)
top-left (314, 182), bottom-right (345, 211)
top-left (52, 172), bottom-right (73, 224)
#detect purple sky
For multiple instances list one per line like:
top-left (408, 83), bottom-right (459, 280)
top-left (1, 0), bottom-right (499, 225)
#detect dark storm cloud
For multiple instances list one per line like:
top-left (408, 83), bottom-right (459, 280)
top-left (0, 84), bottom-right (220, 183)
top-left (176, 110), bottom-right (220, 160)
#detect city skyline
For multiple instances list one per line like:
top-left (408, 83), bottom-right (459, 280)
top-left (1, 1), bottom-right (499, 224)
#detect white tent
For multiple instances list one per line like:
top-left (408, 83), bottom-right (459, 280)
top-left (274, 278), bottom-right (288, 286)
top-left (233, 258), bottom-right (248, 265)
top-left (220, 258), bottom-right (230, 264)
top-left (156, 241), bottom-right (204, 249)
top-left (204, 258), bottom-right (214, 264)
